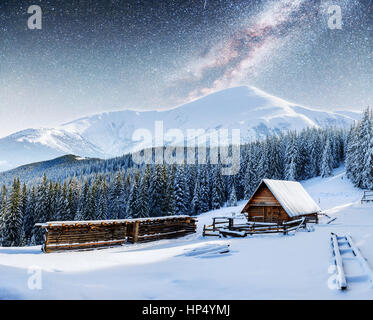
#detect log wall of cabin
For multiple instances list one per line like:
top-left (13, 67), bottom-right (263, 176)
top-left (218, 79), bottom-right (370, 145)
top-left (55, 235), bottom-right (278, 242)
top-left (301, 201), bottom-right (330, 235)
top-left (41, 217), bottom-right (197, 253)
top-left (246, 206), bottom-right (290, 222)
top-left (250, 185), bottom-right (280, 206)
top-left (244, 185), bottom-right (289, 222)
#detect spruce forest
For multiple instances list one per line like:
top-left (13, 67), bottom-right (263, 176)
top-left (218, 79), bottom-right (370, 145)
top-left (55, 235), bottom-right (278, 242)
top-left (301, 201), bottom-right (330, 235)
top-left (0, 108), bottom-right (372, 247)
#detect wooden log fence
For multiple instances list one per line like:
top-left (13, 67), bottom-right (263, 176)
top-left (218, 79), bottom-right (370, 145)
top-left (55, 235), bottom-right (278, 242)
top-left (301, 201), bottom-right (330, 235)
top-left (346, 235), bottom-right (373, 287)
top-left (329, 233), bottom-right (373, 291)
top-left (35, 216), bottom-right (197, 253)
top-left (203, 217), bottom-right (307, 238)
top-left (331, 233), bottom-right (347, 290)
top-left (361, 191), bottom-right (373, 204)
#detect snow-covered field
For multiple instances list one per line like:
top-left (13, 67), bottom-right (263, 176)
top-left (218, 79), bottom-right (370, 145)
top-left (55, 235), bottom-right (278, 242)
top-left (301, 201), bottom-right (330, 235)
top-left (1, 166), bottom-right (373, 300)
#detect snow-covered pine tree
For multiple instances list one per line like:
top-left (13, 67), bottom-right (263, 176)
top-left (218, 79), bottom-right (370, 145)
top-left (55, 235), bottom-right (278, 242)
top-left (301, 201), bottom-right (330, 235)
top-left (61, 181), bottom-right (71, 220)
top-left (227, 185), bottom-right (237, 207)
top-left (304, 129), bottom-right (318, 179)
top-left (355, 108), bottom-right (372, 187)
top-left (53, 182), bottom-right (63, 220)
top-left (320, 138), bottom-right (333, 178)
top-left (211, 165), bottom-right (225, 210)
top-left (331, 130), bottom-right (342, 169)
top-left (359, 108), bottom-right (373, 189)
top-left (134, 167), bottom-right (151, 218)
top-left (20, 183), bottom-right (28, 221)
top-left (126, 172), bottom-right (140, 218)
top-left (96, 176), bottom-right (108, 220)
top-left (191, 170), bottom-right (201, 215)
top-left (148, 164), bottom-right (167, 217)
top-left (362, 134), bottom-right (373, 190)
top-left (187, 165), bottom-right (197, 201)
top-left (19, 183), bottom-right (28, 245)
top-left (216, 163), bottom-right (226, 205)
top-left (344, 108), bottom-right (373, 189)
top-left (32, 174), bottom-right (50, 244)
top-left (163, 164), bottom-right (176, 216)
top-left (211, 182), bottom-right (221, 210)
top-left (79, 180), bottom-right (91, 220)
top-left (270, 135), bottom-right (284, 180)
top-left (243, 145), bottom-right (256, 199)
top-left (252, 142), bottom-right (264, 188)
top-left (47, 181), bottom-right (55, 221)
top-left (108, 171), bottom-right (125, 219)
top-left (284, 133), bottom-right (298, 181)
top-left (88, 179), bottom-right (98, 220)
top-left (2, 178), bottom-right (23, 246)
top-left (258, 138), bottom-right (271, 179)
top-left (68, 176), bottom-right (80, 220)
top-left (198, 166), bottom-right (210, 213)
top-left (23, 186), bottom-right (36, 244)
top-left (298, 130), bottom-right (310, 180)
top-left (235, 145), bottom-right (249, 200)
top-left (345, 123), bottom-right (359, 183)
top-left (0, 185), bottom-right (7, 244)
top-left (173, 165), bottom-right (189, 215)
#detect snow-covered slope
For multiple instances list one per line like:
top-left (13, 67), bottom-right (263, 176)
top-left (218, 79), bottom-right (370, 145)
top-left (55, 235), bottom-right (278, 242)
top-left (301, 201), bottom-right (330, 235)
top-left (1, 166), bottom-right (373, 300)
top-left (0, 86), bottom-right (360, 171)
top-left (0, 129), bottom-right (106, 172)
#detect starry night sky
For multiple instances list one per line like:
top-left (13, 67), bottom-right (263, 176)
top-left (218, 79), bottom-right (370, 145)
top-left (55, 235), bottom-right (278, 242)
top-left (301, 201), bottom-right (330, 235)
top-left (0, 0), bottom-right (372, 137)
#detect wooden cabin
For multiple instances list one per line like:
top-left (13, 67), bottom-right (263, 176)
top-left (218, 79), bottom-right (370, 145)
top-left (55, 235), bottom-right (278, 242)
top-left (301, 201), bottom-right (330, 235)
top-left (241, 179), bottom-right (321, 223)
top-left (35, 215), bottom-right (197, 253)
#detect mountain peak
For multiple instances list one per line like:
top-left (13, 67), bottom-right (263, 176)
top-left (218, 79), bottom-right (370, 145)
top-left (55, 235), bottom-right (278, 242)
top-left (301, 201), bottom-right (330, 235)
top-left (0, 86), bottom-right (361, 171)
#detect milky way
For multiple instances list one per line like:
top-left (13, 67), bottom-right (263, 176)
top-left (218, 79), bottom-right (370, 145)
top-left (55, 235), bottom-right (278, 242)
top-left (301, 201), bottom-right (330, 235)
top-left (0, 0), bottom-right (372, 137)
top-left (172, 0), bottom-right (370, 105)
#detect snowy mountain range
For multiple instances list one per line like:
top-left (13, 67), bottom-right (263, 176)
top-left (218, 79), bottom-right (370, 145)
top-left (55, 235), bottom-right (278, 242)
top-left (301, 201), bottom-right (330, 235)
top-left (0, 86), bottom-right (360, 171)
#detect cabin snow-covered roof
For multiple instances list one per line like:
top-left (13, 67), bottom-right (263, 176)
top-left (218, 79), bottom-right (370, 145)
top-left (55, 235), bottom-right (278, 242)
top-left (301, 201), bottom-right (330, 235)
top-left (35, 215), bottom-right (193, 228)
top-left (246, 179), bottom-right (321, 217)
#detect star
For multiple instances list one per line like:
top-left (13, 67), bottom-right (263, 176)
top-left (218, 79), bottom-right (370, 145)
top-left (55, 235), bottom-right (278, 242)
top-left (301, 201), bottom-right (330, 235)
top-left (0, 0), bottom-right (371, 138)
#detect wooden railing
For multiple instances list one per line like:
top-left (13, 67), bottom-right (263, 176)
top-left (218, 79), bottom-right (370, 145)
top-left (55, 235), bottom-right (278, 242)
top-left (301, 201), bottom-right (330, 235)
top-left (361, 191), bottom-right (373, 204)
top-left (203, 217), bottom-right (307, 237)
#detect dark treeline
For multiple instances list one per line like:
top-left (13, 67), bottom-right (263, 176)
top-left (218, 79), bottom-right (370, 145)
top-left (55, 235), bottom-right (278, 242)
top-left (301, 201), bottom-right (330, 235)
top-left (0, 154), bottom-right (133, 187)
top-left (0, 126), bottom-right (347, 246)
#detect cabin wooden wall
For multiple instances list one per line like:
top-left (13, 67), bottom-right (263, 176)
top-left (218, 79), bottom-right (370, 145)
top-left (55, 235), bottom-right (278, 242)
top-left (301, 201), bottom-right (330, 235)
top-left (40, 216), bottom-right (197, 253)
top-left (43, 223), bottom-right (128, 252)
top-left (127, 217), bottom-right (196, 243)
top-left (246, 207), bottom-right (318, 223)
top-left (242, 184), bottom-right (286, 222)
top-left (249, 185), bottom-right (280, 206)
top-left (246, 206), bottom-right (289, 222)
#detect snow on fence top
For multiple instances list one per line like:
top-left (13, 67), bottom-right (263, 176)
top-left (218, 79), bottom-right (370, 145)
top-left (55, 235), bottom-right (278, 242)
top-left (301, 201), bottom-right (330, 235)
top-left (262, 179), bottom-right (321, 217)
top-left (35, 215), bottom-right (194, 228)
